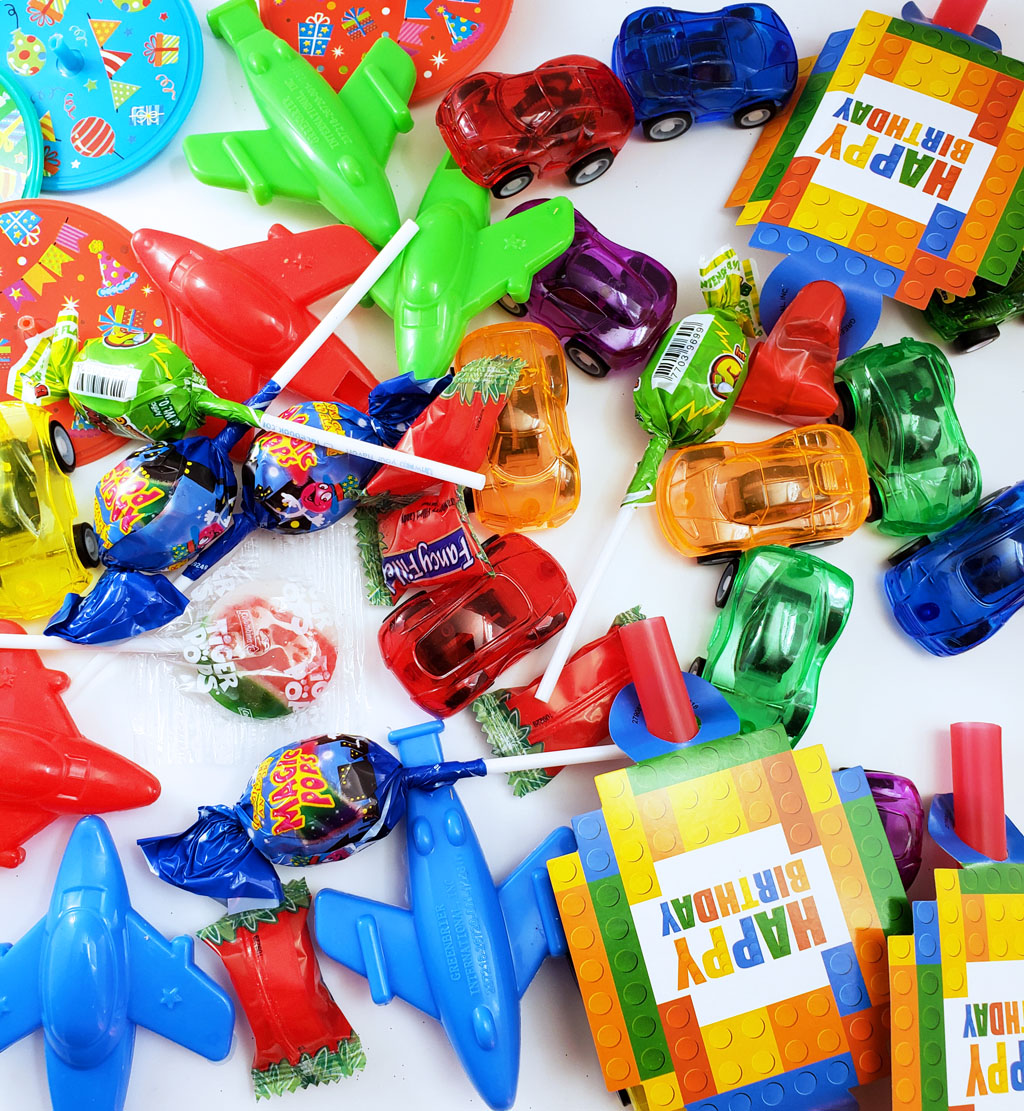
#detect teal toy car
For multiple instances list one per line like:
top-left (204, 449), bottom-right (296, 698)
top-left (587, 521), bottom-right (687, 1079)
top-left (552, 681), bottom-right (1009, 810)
top-left (923, 251), bottom-right (1024, 354)
top-left (833, 338), bottom-right (981, 537)
top-left (690, 545), bottom-right (853, 744)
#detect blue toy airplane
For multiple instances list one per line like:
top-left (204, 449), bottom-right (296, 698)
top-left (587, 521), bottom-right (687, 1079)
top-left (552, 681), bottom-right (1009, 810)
top-left (0, 816), bottom-right (235, 1111)
top-left (314, 721), bottom-right (576, 1110)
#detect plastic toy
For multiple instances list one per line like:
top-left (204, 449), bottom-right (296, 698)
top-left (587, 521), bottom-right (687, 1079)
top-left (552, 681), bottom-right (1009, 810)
top-left (0, 621), bottom-right (160, 867)
top-left (535, 308), bottom-right (749, 700)
top-left (727, 9), bottom-right (1024, 357)
top-left (314, 720), bottom-right (577, 1111)
top-left (922, 249), bottom-right (1024, 354)
top-left (436, 55), bottom-right (633, 198)
top-left (834, 338), bottom-right (980, 536)
top-left (736, 279), bottom-right (844, 424)
top-left (184, 0), bottom-right (415, 247)
top-left (369, 155), bottom-right (575, 381)
top-left (0, 199), bottom-right (180, 464)
top-left (619, 615), bottom-right (697, 743)
top-left (0, 816), bottom-right (235, 1111)
top-left (0, 0), bottom-right (202, 190)
top-left (901, 0), bottom-right (1000, 48)
top-left (0, 401), bottom-right (98, 620)
top-left (498, 200), bottom-right (677, 377)
top-left (378, 532), bottom-right (575, 717)
top-left (613, 3), bottom-right (798, 141)
top-left (692, 545), bottom-right (853, 743)
top-left (863, 769), bottom-right (924, 889)
top-left (884, 481), bottom-right (1024, 656)
top-left (549, 725), bottom-right (909, 1109)
top-left (0, 73), bottom-right (42, 201)
top-left (656, 424), bottom-right (871, 562)
top-left (259, 0), bottom-right (514, 103)
top-left (131, 223), bottom-right (381, 409)
top-left (198, 879), bottom-right (365, 1098)
top-left (457, 323), bottom-right (580, 532)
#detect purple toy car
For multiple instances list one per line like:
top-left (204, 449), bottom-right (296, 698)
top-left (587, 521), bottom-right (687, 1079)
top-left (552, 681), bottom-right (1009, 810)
top-left (497, 199), bottom-right (677, 377)
top-left (864, 769), bottom-right (924, 890)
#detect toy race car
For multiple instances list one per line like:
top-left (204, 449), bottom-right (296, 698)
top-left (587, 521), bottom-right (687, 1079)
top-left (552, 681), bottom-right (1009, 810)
top-left (378, 532), bottom-right (575, 717)
top-left (923, 250), bottom-right (1024, 353)
top-left (833, 338), bottom-right (981, 537)
top-left (436, 55), bottom-right (634, 198)
top-left (884, 482), bottom-right (1024, 656)
top-left (0, 401), bottom-right (99, 620)
top-left (691, 545), bottom-right (853, 744)
top-left (499, 200), bottom-right (677, 377)
top-left (656, 424), bottom-right (871, 561)
top-left (457, 323), bottom-right (580, 532)
top-left (612, 3), bottom-right (798, 141)
top-left (863, 769), bottom-right (924, 889)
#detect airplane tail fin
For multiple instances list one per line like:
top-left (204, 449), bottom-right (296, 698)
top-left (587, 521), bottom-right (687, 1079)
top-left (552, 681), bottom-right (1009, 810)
top-left (207, 0), bottom-right (262, 47)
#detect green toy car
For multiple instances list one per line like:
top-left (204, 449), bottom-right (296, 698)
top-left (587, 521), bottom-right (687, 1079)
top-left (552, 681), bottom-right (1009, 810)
top-left (833, 338), bottom-right (980, 537)
top-left (690, 545), bottom-right (853, 745)
top-left (923, 250), bottom-right (1024, 354)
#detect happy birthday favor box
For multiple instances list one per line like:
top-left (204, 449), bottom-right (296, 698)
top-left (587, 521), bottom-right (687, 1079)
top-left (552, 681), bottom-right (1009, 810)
top-left (548, 725), bottom-right (911, 1111)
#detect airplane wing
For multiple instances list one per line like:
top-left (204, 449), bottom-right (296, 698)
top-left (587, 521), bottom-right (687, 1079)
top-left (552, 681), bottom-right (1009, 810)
top-left (0, 919), bottom-right (45, 1049)
top-left (125, 911), bottom-right (234, 1060)
top-left (0, 633), bottom-right (74, 736)
top-left (497, 827), bottom-right (577, 998)
top-left (466, 198), bottom-right (576, 315)
top-left (314, 891), bottom-right (439, 1019)
top-left (183, 130), bottom-right (318, 206)
top-left (337, 38), bottom-right (415, 168)
top-left (0, 805), bottom-right (55, 869)
top-left (226, 225), bottom-right (378, 307)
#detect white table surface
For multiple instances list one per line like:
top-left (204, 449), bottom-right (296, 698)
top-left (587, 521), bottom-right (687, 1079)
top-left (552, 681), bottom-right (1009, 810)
top-left (2, 1), bottom-right (1023, 1108)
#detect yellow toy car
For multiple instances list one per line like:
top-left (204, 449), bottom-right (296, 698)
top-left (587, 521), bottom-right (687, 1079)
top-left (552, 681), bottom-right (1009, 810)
top-left (457, 322), bottom-right (580, 532)
top-left (656, 424), bottom-right (871, 561)
top-left (0, 401), bottom-right (99, 619)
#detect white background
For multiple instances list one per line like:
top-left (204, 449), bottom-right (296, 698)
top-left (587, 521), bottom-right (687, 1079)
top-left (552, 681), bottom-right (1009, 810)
top-left (1, 1), bottom-right (1023, 1110)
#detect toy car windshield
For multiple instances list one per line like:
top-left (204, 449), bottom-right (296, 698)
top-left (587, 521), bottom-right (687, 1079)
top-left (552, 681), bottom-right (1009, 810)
top-left (0, 440), bottom-right (41, 542)
top-left (959, 537), bottom-right (1024, 605)
top-left (413, 583), bottom-right (526, 678)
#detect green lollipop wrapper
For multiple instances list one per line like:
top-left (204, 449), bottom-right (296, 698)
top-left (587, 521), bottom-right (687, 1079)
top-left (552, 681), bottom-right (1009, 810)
top-left (624, 309), bottom-right (749, 507)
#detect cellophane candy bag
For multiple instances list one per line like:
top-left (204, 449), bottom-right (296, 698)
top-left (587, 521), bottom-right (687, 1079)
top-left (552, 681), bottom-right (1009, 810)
top-left (472, 607), bottom-right (643, 795)
top-left (198, 879), bottom-right (366, 1099)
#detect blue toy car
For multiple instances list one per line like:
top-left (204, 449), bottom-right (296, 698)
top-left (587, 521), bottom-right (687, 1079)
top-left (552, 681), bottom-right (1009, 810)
top-left (884, 482), bottom-right (1024, 656)
top-left (612, 3), bottom-right (798, 140)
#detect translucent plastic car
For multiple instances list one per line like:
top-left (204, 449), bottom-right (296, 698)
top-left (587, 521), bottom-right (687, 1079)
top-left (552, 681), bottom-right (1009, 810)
top-left (656, 424), bottom-right (871, 561)
top-left (923, 250), bottom-right (1024, 354)
top-left (884, 482), bottom-right (1024, 656)
top-left (457, 323), bottom-right (580, 533)
top-left (691, 545), bottom-right (853, 744)
top-left (0, 401), bottom-right (99, 619)
top-left (612, 3), bottom-right (798, 141)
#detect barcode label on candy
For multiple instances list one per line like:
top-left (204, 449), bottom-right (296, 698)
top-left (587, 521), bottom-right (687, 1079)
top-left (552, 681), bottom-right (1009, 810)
top-left (69, 361), bottom-right (143, 401)
top-left (650, 314), bottom-right (713, 391)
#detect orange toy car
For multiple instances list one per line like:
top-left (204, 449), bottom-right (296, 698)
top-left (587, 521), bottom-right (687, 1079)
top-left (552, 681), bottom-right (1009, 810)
top-left (457, 323), bottom-right (580, 533)
top-left (656, 424), bottom-right (870, 561)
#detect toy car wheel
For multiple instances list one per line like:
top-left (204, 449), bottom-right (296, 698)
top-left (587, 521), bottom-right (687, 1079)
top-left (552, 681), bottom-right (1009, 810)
top-left (73, 522), bottom-right (101, 568)
top-left (491, 168), bottom-right (534, 199)
top-left (49, 421), bottom-right (76, 474)
top-left (952, 324), bottom-right (1000, 354)
top-left (866, 480), bottom-right (883, 523)
top-left (696, 551), bottom-right (738, 566)
top-left (735, 101), bottom-right (777, 129)
top-left (715, 559), bottom-right (739, 608)
top-left (828, 381), bottom-right (855, 431)
top-left (564, 339), bottom-right (610, 378)
top-left (497, 294), bottom-right (529, 317)
top-left (642, 112), bottom-right (693, 141)
top-left (689, 656), bottom-right (706, 676)
top-left (977, 485), bottom-right (1011, 509)
top-left (887, 535), bottom-right (930, 567)
top-left (793, 537), bottom-right (843, 552)
top-left (567, 148), bottom-right (615, 187)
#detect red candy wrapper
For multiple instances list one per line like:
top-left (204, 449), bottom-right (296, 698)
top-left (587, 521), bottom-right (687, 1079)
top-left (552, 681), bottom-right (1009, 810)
top-left (197, 878), bottom-right (364, 1099)
top-left (471, 606), bottom-right (643, 795)
top-left (363, 354), bottom-right (523, 500)
top-left (356, 484), bottom-right (491, 604)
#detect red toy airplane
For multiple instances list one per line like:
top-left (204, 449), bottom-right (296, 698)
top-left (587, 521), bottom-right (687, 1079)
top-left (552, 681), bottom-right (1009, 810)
top-left (131, 223), bottom-right (381, 410)
top-left (0, 620), bottom-right (161, 867)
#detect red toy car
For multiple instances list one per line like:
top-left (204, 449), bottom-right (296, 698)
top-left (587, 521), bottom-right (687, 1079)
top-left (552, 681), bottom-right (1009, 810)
top-left (378, 533), bottom-right (575, 717)
top-left (436, 55), bottom-right (635, 198)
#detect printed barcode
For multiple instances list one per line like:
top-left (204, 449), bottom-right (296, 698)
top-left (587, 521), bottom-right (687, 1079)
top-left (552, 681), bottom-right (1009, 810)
top-left (69, 361), bottom-right (142, 402)
top-left (651, 316), bottom-right (708, 389)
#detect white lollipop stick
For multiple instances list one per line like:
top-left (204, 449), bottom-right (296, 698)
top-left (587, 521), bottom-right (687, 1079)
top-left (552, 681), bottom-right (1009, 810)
top-left (483, 743), bottom-right (626, 774)
top-left (0, 634), bottom-right (172, 652)
top-left (534, 502), bottom-right (636, 703)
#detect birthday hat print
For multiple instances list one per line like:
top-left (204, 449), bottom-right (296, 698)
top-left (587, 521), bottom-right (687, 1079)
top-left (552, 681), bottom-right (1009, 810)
top-left (91, 242), bottom-right (138, 296)
top-left (101, 46), bottom-right (130, 77)
top-left (109, 79), bottom-right (139, 109)
top-left (435, 3), bottom-right (481, 50)
top-left (90, 17), bottom-right (121, 46)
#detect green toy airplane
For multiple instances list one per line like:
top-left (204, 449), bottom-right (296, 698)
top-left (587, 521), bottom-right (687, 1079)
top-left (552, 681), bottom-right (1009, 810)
top-left (371, 156), bottom-right (576, 381)
top-left (184, 0), bottom-right (415, 246)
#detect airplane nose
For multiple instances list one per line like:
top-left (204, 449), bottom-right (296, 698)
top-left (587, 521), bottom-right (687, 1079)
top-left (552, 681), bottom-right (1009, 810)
top-left (54, 817), bottom-right (125, 898)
